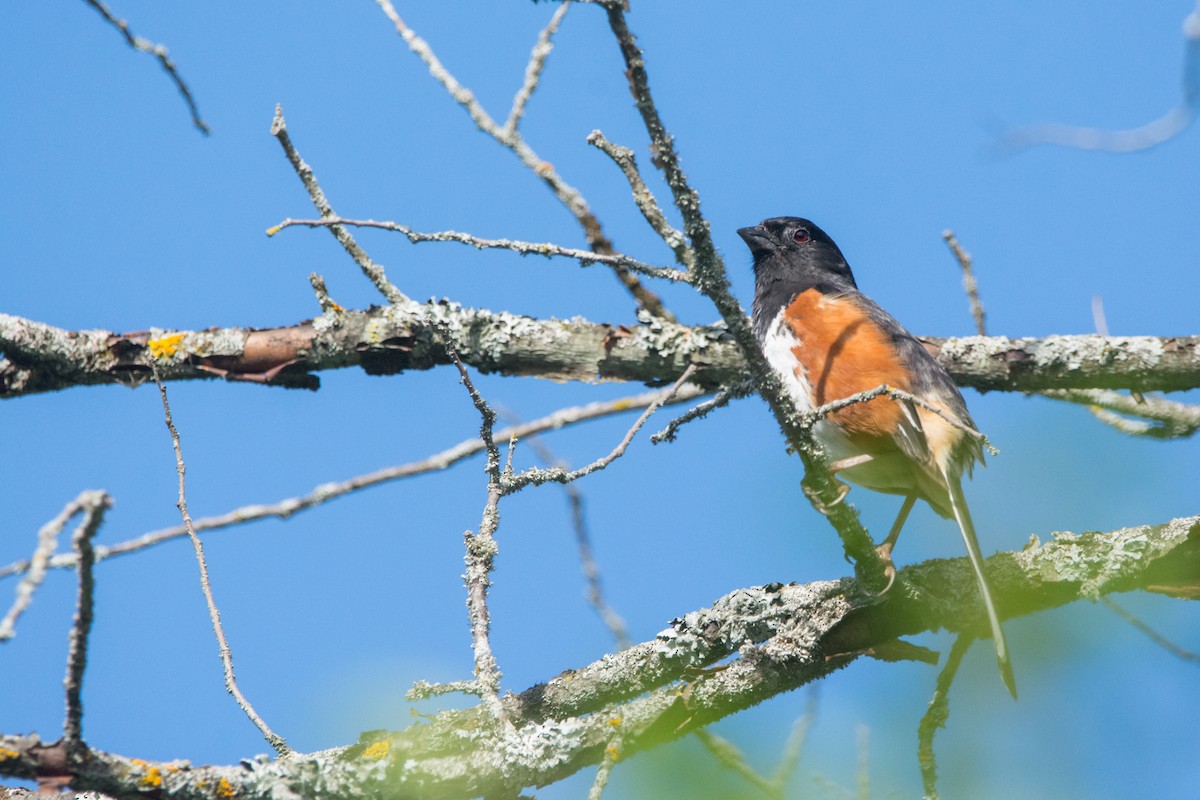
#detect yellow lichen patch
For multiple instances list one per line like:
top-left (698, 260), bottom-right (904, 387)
top-left (606, 743), bottom-right (622, 762)
top-left (139, 766), bottom-right (163, 788)
top-left (607, 717), bottom-right (623, 728)
top-left (148, 333), bottom-right (186, 359)
top-left (216, 777), bottom-right (236, 799)
top-left (0, 747), bottom-right (20, 761)
top-left (361, 740), bottom-right (391, 761)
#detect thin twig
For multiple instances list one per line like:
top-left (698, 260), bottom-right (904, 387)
top-left (268, 105), bottom-right (410, 306)
top-left (271, 217), bottom-right (690, 284)
top-left (373, 0), bottom-right (674, 320)
top-left (80, 0), bottom-right (210, 134)
top-left (587, 130), bottom-right (694, 268)
top-left (917, 633), bottom-right (975, 799)
top-left (0, 386), bottom-right (704, 583)
top-left (504, 364), bottom-right (699, 492)
top-left (308, 273), bottom-right (344, 314)
top-left (514, 426), bottom-right (631, 650)
top-left (652, 379), bottom-right (753, 444)
top-left (772, 686), bottom-right (819, 788)
top-left (1, 496), bottom-right (91, 641)
top-left (152, 367), bottom-right (292, 757)
top-left (941, 230), bottom-right (986, 336)
top-left (503, 3), bottom-right (570, 135)
top-left (62, 490), bottom-right (111, 752)
top-left (1101, 597), bottom-right (1200, 665)
top-left (809, 384), bottom-right (999, 456)
top-left (588, 728), bottom-right (623, 800)
top-left (444, 342), bottom-right (511, 730)
top-left (406, 679), bottom-right (484, 701)
top-left (695, 729), bottom-right (780, 798)
top-left (855, 726), bottom-right (870, 800)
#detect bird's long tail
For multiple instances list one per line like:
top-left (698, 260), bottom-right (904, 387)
top-left (944, 471), bottom-right (1017, 699)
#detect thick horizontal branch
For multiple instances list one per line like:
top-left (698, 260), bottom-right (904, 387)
top-left (3, 515), bottom-right (1195, 799)
top-left (3, 310), bottom-right (1199, 399)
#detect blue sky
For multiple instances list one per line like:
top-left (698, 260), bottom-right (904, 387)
top-left (2, 2), bottom-right (1198, 798)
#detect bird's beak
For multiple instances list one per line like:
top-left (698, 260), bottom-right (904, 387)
top-left (737, 225), bottom-right (774, 255)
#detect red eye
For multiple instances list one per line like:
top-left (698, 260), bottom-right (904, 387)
top-left (792, 228), bottom-right (811, 244)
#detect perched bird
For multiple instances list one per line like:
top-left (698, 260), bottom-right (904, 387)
top-left (738, 216), bottom-right (1016, 698)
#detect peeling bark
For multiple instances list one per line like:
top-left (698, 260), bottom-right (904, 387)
top-left (3, 310), bottom-right (1198, 399)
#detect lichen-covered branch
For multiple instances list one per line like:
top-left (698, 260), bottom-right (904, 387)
top-left (2, 514), bottom-right (1194, 799)
top-left (4, 310), bottom-right (1200, 400)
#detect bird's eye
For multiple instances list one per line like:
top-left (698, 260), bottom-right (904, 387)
top-left (792, 228), bottom-right (811, 244)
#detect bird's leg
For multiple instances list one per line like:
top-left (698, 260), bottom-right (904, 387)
top-left (874, 494), bottom-right (917, 594)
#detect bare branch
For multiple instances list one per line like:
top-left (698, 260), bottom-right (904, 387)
top-left (942, 230), bottom-right (986, 336)
top-left (695, 728), bottom-right (780, 798)
top-left (1, 495), bottom-right (94, 641)
top-left (504, 364), bottom-right (698, 492)
top-left (152, 368), bottom-right (291, 757)
top-left (504, 3), bottom-right (571, 135)
top-left (268, 105), bottom-right (410, 306)
top-left (513, 426), bottom-right (631, 650)
top-left (270, 217), bottom-right (690, 283)
top-left (444, 343), bottom-right (510, 730)
top-left (63, 491), bottom-right (111, 751)
top-left (1101, 596), bottom-right (1200, 665)
top-left (652, 379), bottom-right (754, 444)
top-left (374, 0), bottom-right (674, 320)
top-left (809, 384), bottom-right (999, 456)
top-left (917, 633), bottom-right (975, 800)
top-left (1042, 389), bottom-right (1200, 439)
top-left (0, 387), bottom-right (703, 584)
top-left (587, 130), bottom-right (695, 268)
top-left (80, 0), bottom-right (209, 134)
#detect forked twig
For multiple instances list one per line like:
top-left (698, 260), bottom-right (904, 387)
top-left (1, 495), bottom-right (99, 641)
top-left (504, 364), bottom-right (699, 492)
top-left (0, 387), bottom-right (704, 583)
top-left (374, 0), bottom-right (674, 320)
top-left (269, 106), bottom-right (410, 306)
top-left (444, 342), bottom-right (511, 729)
top-left (152, 368), bottom-right (291, 756)
top-left (270, 217), bottom-right (689, 283)
top-left (587, 130), bottom-right (694, 269)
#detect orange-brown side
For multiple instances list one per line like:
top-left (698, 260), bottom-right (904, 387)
top-left (783, 288), bottom-right (912, 445)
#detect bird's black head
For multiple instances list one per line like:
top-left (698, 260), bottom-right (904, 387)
top-left (736, 216), bottom-right (857, 289)
top-left (738, 217), bottom-right (858, 341)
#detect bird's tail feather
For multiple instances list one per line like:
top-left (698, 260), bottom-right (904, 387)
top-left (944, 471), bottom-right (1017, 699)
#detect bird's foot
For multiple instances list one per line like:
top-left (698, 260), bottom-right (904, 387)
top-left (803, 479), bottom-right (850, 515)
top-left (873, 540), bottom-right (897, 595)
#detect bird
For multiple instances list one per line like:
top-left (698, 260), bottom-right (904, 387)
top-left (737, 216), bottom-right (1016, 699)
